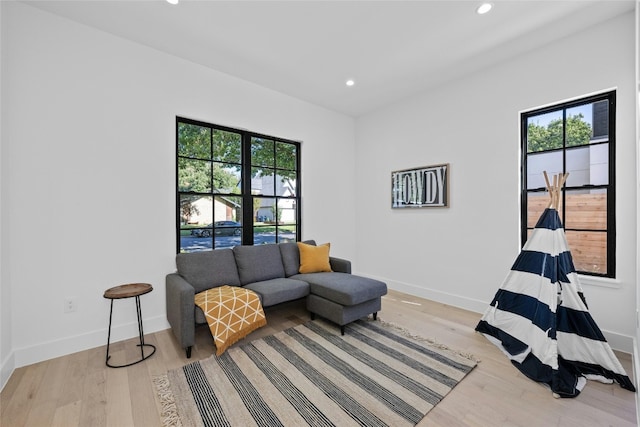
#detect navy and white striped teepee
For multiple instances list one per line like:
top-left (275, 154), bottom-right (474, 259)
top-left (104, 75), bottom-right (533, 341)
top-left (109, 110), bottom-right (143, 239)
top-left (475, 173), bottom-right (636, 398)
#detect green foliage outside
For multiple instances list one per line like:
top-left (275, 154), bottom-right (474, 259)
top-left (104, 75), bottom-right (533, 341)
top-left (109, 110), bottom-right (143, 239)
top-left (178, 124), bottom-right (241, 193)
top-left (178, 123), bottom-right (298, 193)
top-left (178, 122), bottom-right (298, 224)
top-left (527, 113), bottom-right (593, 153)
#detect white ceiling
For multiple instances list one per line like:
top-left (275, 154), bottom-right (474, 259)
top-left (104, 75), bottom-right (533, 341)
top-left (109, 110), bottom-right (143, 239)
top-left (23, 0), bottom-right (635, 117)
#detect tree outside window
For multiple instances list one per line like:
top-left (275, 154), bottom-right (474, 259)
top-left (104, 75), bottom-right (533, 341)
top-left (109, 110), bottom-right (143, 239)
top-left (521, 91), bottom-right (615, 277)
top-left (176, 118), bottom-right (301, 252)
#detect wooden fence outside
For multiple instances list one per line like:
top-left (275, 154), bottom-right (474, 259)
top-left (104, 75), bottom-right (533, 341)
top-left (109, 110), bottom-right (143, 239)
top-left (527, 193), bottom-right (607, 274)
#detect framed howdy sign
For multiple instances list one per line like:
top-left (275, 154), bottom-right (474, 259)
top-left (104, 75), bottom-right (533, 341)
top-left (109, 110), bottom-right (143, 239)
top-left (391, 163), bottom-right (449, 208)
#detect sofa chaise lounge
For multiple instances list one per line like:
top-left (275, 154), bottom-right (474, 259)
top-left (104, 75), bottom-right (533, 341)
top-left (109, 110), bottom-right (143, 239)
top-left (166, 240), bottom-right (387, 357)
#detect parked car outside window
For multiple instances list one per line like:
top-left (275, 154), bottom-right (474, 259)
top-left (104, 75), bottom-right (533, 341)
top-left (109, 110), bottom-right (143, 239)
top-left (191, 221), bottom-right (241, 237)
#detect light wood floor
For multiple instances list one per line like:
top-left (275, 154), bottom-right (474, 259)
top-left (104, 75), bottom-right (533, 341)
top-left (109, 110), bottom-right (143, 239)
top-left (1, 289), bottom-right (636, 426)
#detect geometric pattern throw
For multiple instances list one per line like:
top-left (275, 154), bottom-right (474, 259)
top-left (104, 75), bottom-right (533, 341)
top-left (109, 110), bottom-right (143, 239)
top-left (194, 285), bottom-right (267, 356)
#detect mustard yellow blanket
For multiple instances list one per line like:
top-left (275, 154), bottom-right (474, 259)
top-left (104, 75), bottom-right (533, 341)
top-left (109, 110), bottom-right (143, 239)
top-left (194, 285), bottom-right (266, 356)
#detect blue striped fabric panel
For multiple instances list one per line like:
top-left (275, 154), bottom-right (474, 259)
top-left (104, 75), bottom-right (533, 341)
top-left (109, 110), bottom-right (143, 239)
top-left (476, 208), bottom-right (636, 397)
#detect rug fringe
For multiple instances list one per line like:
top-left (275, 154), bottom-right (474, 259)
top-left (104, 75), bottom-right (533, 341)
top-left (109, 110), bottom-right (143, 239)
top-left (375, 317), bottom-right (481, 364)
top-left (153, 374), bottom-right (183, 427)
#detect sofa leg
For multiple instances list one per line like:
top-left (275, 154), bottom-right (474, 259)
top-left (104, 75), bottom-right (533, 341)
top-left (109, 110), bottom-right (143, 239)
top-left (340, 325), bottom-right (345, 335)
top-left (186, 346), bottom-right (192, 358)
top-left (310, 312), bottom-right (316, 320)
top-left (373, 312), bottom-right (378, 321)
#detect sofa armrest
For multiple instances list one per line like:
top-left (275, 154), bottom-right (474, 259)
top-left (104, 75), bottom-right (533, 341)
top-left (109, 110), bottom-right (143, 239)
top-left (166, 273), bottom-right (196, 350)
top-left (330, 257), bottom-right (351, 274)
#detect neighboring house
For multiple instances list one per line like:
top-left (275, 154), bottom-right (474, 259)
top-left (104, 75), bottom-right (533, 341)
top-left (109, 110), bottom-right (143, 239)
top-left (187, 196), bottom-right (241, 224)
top-left (253, 175), bottom-right (297, 223)
top-left (527, 101), bottom-right (610, 189)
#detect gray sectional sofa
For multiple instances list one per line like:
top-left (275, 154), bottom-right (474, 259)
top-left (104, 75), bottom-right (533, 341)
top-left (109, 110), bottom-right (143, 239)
top-left (166, 240), bottom-right (387, 357)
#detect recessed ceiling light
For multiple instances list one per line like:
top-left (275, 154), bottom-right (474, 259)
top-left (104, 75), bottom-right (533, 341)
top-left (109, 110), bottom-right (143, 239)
top-left (167, 0), bottom-right (179, 5)
top-left (476, 3), bottom-right (493, 15)
top-left (346, 79), bottom-right (355, 87)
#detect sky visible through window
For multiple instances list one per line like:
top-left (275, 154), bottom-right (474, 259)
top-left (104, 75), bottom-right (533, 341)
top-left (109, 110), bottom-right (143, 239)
top-left (528, 103), bottom-right (592, 128)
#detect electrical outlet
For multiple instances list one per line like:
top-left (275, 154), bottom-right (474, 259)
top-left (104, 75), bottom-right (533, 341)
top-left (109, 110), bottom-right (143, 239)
top-left (64, 297), bottom-right (77, 313)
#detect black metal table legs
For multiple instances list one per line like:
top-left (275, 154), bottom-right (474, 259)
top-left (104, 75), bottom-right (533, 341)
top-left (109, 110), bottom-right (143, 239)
top-left (105, 295), bottom-right (156, 368)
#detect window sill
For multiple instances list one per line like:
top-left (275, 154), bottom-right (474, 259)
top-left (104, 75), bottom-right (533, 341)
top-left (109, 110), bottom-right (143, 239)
top-left (577, 274), bottom-right (622, 289)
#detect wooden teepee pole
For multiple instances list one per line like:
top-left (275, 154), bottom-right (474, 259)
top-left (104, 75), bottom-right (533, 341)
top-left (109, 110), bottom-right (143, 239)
top-left (543, 171), bottom-right (569, 210)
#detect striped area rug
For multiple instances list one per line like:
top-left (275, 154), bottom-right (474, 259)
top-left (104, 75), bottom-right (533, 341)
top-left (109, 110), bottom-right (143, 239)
top-left (155, 319), bottom-right (477, 427)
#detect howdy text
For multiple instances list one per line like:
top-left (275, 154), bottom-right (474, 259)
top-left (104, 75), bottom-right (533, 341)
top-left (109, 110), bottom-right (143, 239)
top-left (392, 164), bottom-right (448, 208)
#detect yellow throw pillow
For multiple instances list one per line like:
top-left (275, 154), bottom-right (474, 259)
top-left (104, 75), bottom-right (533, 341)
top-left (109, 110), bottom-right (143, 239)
top-left (297, 242), bottom-right (332, 274)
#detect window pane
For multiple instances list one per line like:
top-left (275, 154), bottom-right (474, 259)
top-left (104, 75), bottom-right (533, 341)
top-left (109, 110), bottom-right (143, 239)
top-left (527, 192), bottom-right (551, 228)
top-left (255, 197), bottom-right (276, 223)
top-left (527, 110), bottom-right (563, 152)
top-left (180, 233), bottom-right (213, 253)
top-left (565, 145), bottom-right (608, 187)
top-left (213, 221), bottom-right (242, 247)
top-left (276, 142), bottom-right (297, 170)
top-left (591, 100), bottom-right (609, 141)
top-left (276, 173), bottom-right (296, 197)
top-left (564, 189), bottom-right (606, 231)
top-left (254, 225), bottom-right (276, 245)
top-left (278, 228), bottom-right (297, 243)
top-left (214, 195), bottom-right (242, 223)
top-left (277, 198), bottom-right (296, 225)
top-left (178, 123), bottom-right (211, 159)
top-left (213, 163), bottom-right (241, 194)
top-left (178, 158), bottom-right (211, 192)
top-left (210, 197), bottom-right (242, 249)
top-left (179, 194), bottom-right (213, 253)
top-left (565, 146), bottom-right (590, 187)
top-left (526, 151), bottom-right (562, 189)
top-left (252, 168), bottom-right (275, 196)
top-left (180, 194), bottom-right (212, 226)
top-left (251, 137), bottom-right (275, 167)
top-left (565, 230), bottom-right (607, 274)
top-left (212, 129), bottom-right (241, 163)
top-left (565, 105), bottom-right (593, 147)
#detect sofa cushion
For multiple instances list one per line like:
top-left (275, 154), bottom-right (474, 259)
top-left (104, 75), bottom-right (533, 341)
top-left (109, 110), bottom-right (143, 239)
top-left (292, 272), bottom-right (387, 306)
top-left (244, 278), bottom-right (310, 307)
top-left (176, 249), bottom-right (241, 293)
top-left (233, 244), bottom-right (285, 285)
top-left (279, 242), bottom-right (300, 277)
top-left (279, 240), bottom-right (317, 277)
top-left (298, 242), bottom-right (332, 273)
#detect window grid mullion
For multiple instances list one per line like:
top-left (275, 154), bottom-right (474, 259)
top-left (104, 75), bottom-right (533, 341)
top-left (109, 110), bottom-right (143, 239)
top-left (177, 118), bottom-right (301, 252)
top-left (520, 91), bottom-right (615, 278)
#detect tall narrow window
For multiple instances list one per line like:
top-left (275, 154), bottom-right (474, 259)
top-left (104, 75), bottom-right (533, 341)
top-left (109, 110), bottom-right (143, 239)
top-left (521, 91), bottom-right (615, 277)
top-left (176, 117), bottom-right (301, 253)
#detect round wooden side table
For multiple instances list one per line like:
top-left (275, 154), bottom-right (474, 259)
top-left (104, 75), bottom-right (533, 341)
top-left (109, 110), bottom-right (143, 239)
top-left (103, 283), bottom-right (156, 368)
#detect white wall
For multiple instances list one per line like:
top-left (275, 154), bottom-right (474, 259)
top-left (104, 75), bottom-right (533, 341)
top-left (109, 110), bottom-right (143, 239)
top-left (1, 1), bottom-right (356, 387)
top-left (0, 0), bottom-right (14, 391)
top-left (355, 11), bottom-right (637, 352)
top-left (2, 1), bottom-right (636, 394)
top-left (634, 0), bottom-right (640, 419)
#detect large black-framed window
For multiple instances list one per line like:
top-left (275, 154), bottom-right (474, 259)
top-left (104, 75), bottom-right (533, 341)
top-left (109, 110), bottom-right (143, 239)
top-left (520, 90), bottom-right (616, 278)
top-left (176, 117), bottom-right (301, 253)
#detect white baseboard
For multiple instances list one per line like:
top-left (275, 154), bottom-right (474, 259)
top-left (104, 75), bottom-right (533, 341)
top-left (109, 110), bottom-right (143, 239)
top-left (1, 351), bottom-right (15, 392)
top-left (633, 337), bottom-right (640, 425)
top-left (381, 276), bottom-right (489, 314)
top-left (604, 331), bottom-right (635, 354)
top-left (357, 271), bottom-right (635, 354)
top-left (12, 315), bottom-right (170, 370)
top-left (3, 274), bottom-right (635, 392)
